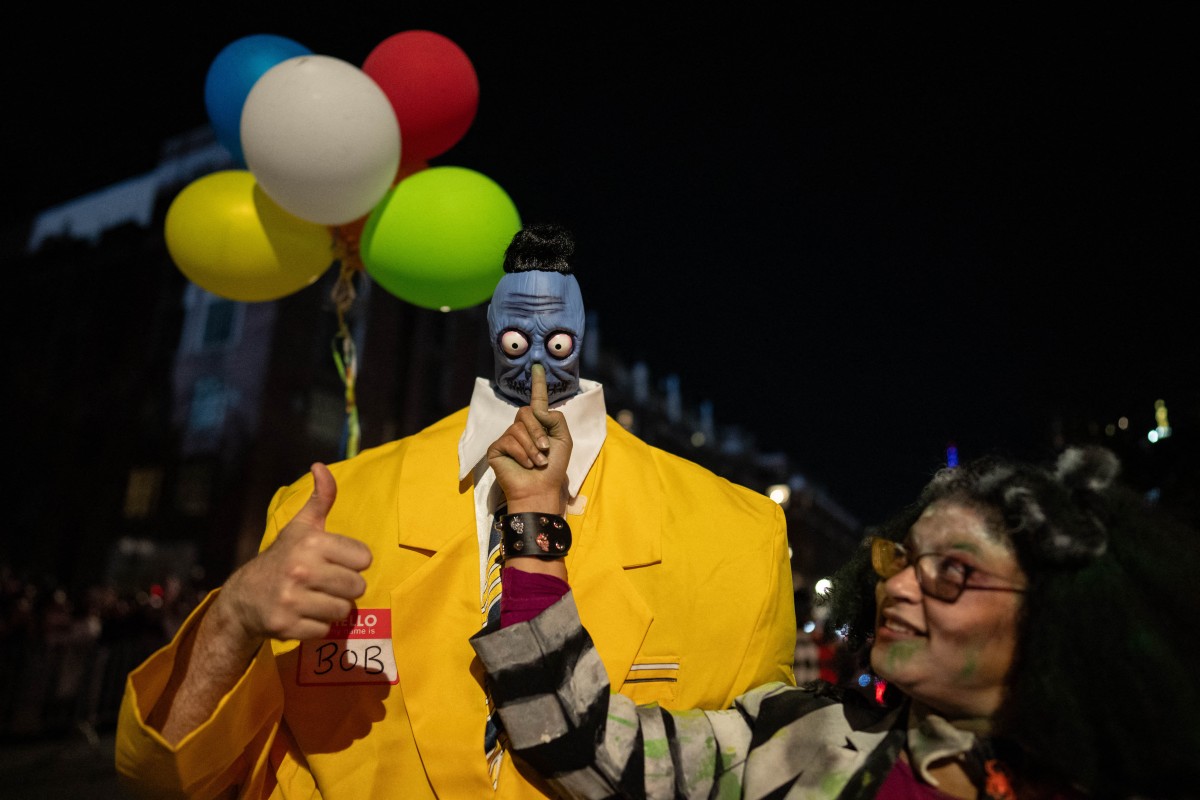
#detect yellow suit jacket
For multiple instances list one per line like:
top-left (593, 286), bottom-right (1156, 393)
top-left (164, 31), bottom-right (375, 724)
top-left (116, 409), bottom-right (796, 799)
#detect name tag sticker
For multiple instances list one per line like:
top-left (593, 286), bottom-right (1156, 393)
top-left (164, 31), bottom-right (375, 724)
top-left (297, 608), bottom-right (399, 685)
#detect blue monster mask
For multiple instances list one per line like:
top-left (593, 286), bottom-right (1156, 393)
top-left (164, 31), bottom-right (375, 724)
top-left (487, 269), bottom-right (585, 406)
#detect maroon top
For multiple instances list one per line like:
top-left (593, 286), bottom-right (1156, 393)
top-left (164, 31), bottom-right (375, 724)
top-left (877, 758), bottom-right (958, 799)
top-left (499, 566), bottom-right (570, 627)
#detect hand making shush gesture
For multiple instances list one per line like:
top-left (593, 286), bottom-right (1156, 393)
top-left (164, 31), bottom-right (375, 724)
top-left (486, 363), bottom-right (573, 516)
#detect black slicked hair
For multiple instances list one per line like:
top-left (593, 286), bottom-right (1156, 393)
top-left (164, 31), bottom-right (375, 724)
top-left (502, 223), bottom-right (576, 275)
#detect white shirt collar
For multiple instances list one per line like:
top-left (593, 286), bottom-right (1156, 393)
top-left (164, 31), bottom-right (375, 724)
top-left (905, 700), bottom-right (993, 786)
top-left (457, 378), bottom-right (607, 498)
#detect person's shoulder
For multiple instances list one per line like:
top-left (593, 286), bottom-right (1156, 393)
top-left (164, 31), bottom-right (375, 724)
top-left (605, 419), bottom-right (739, 482)
top-left (271, 407), bottom-right (471, 505)
top-left (349, 407), bottom-right (471, 473)
top-left (745, 680), bottom-right (898, 738)
top-left (736, 679), bottom-right (848, 722)
top-left (600, 419), bottom-right (777, 525)
top-left (406, 405), bottom-right (472, 442)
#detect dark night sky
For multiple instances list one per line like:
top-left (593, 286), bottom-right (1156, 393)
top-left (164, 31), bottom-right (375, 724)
top-left (6, 7), bottom-right (1196, 524)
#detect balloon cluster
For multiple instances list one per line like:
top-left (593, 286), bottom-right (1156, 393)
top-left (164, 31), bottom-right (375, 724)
top-left (165, 31), bottom-right (522, 309)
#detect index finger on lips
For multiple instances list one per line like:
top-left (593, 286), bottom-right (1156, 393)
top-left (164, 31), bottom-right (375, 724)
top-left (530, 362), bottom-right (549, 415)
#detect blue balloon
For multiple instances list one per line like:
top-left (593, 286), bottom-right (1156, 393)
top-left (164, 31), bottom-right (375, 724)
top-left (204, 34), bottom-right (312, 166)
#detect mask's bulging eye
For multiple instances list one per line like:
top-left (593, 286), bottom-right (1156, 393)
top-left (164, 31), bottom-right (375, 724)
top-left (546, 332), bottom-right (574, 359)
top-left (500, 330), bottom-right (529, 357)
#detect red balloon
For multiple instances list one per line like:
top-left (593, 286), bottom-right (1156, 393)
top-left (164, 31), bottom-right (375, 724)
top-left (362, 31), bottom-right (479, 171)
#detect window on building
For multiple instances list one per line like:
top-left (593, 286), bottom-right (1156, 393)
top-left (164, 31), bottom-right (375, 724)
top-left (182, 285), bottom-right (244, 353)
top-left (189, 376), bottom-right (227, 433)
top-left (176, 461), bottom-right (213, 517)
top-left (307, 387), bottom-right (346, 445)
top-left (202, 299), bottom-right (238, 347)
top-left (123, 466), bottom-right (163, 519)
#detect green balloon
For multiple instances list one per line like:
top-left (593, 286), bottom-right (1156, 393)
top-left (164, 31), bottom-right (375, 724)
top-left (361, 166), bottom-right (521, 310)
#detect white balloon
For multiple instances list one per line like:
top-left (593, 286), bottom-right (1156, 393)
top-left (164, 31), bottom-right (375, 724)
top-left (241, 54), bottom-right (401, 225)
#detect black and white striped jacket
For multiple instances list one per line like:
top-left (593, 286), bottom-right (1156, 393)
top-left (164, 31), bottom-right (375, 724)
top-left (471, 592), bottom-right (908, 799)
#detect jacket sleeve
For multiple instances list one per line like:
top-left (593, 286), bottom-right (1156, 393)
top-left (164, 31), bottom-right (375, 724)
top-left (113, 589), bottom-right (286, 799)
top-left (113, 481), bottom-right (298, 799)
top-left (733, 498), bottom-right (799, 696)
top-left (472, 591), bottom-right (794, 799)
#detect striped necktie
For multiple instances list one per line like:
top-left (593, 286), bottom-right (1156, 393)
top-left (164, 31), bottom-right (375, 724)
top-left (482, 508), bottom-right (505, 787)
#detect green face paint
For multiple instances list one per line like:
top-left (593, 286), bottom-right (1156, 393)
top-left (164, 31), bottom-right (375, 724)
top-left (958, 646), bottom-right (981, 679)
top-left (883, 639), bottom-right (923, 672)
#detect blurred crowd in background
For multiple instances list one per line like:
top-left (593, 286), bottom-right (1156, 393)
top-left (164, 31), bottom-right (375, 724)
top-left (0, 566), bottom-right (208, 743)
top-left (0, 563), bottom-right (865, 743)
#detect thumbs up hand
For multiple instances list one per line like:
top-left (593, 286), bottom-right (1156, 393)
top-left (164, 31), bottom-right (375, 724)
top-left (219, 463), bottom-right (373, 645)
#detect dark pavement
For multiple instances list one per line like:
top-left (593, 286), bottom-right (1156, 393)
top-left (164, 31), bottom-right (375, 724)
top-left (0, 726), bottom-right (131, 800)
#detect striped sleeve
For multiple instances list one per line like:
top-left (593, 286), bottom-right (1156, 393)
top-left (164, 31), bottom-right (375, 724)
top-left (470, 592), bottom-right (763, 799)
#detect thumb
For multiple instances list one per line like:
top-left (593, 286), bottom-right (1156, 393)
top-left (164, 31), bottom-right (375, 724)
top-left (298, 462), bottom-right (337, 529)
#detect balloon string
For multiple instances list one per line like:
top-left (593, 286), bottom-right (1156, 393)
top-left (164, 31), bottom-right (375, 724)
top-left (331, 221), bottom-right (365, 274)
top-left (331, 252), bottom-right (361, 460)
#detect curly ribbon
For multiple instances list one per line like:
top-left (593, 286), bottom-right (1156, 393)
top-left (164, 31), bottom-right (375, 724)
top-left (330, 222), bottom-right (366, 459)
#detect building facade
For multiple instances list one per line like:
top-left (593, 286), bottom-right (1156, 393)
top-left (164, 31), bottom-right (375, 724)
top-left (5, 125), bottom-right (863, 618)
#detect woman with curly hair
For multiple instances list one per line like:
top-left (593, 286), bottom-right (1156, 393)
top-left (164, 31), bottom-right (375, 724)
top-left (474, 371), bottom-right (1200, 799)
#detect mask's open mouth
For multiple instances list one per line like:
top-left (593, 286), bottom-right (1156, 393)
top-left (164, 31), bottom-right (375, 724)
top-left (505, 377), bottom-right (571, 397)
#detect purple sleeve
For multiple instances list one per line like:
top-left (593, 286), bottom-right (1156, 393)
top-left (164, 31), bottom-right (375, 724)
top-left (500, 566), bottom-right (570, 627)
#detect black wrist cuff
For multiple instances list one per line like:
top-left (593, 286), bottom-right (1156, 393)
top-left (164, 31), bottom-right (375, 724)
top-left (495, 512), bottom-right (571, 561)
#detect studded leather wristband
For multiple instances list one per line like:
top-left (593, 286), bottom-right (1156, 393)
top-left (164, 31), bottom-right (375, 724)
top-left (496, 512), bottom-right (571, 561)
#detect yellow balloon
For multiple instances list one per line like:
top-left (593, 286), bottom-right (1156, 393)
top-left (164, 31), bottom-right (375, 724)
top-left (164, 170), bottom-right (334, 302)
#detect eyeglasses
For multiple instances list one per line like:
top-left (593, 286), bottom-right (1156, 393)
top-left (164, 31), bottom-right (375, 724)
top-left (870, 537), bottom-right (1027, 603)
